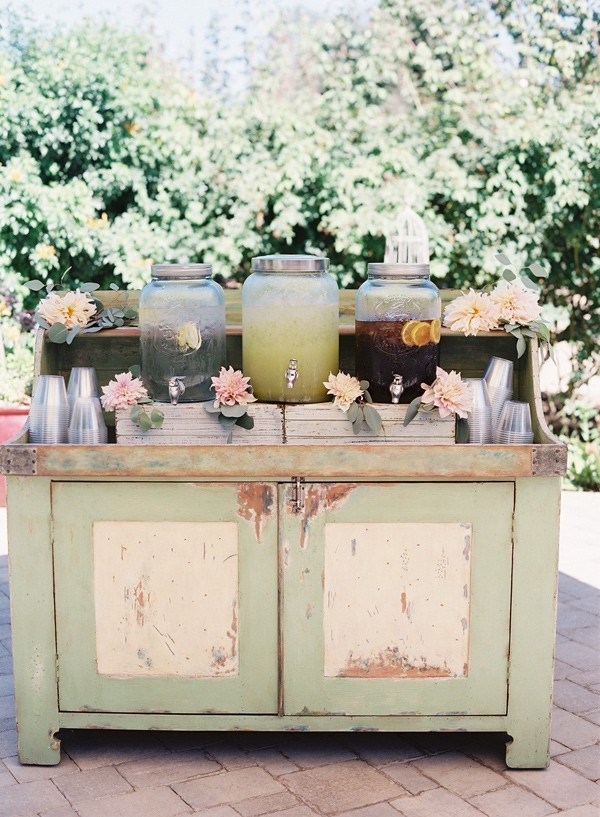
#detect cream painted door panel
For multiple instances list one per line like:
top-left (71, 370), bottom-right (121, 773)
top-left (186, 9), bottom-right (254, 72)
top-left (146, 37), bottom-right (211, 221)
top-left (281, 482), bottom-right (514, 716)
top-left (53, 482), bottom-right (278, 714)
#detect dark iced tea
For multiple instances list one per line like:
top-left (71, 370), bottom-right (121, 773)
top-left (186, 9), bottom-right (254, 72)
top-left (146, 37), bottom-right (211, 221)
top-left (356, 319), bottom-right (440, 403)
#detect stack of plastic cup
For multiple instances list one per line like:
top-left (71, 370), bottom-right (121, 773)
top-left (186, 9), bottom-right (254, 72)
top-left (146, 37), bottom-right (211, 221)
top-left (483, 356), bottom-right (513, 428)
top-left (67, 367), bottom-right (100, 414)
top-left (29, 375), bottom-right (69, 444)
top-left (464, 378), bottom-right (492, 444)
top-left (494, 400), bottom-right (534, 444)
top-left (68, 397), bottom-right (108, 445)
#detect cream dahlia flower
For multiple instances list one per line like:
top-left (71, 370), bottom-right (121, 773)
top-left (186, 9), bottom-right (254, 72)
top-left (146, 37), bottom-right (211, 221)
top-left (100, 372), bottom-right (148, 411)
top-left (211, 367), bottom-right (257, 407)
top-left (323, 372), bottom-right (364, 411)
top-left (421, 367), bottom-right (472, 419)
top-left (37, 290), bottom-right (97, 329)
top-left (443, 290), bottom-right (500, 336)
top-left (490, 280), bottom-right (542, 325)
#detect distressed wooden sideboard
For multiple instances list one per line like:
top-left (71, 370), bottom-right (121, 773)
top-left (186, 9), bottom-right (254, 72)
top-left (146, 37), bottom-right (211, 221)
top-left (0, 291), bottom-right (567, 768)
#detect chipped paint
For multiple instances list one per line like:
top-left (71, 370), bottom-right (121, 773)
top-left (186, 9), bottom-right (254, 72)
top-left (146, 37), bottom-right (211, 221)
top-left (323, 522), bottom-right (471, 679)
top-left (305, 603), bottom-right (314, 619)
top-left (237, 482), bottom-right (275, 542)
top-left (93, 520), bottom-right (239, 677)
top-left (300, 483), bottom-right (356, 550)
top-left (342, 648), bottom-right (454, 679)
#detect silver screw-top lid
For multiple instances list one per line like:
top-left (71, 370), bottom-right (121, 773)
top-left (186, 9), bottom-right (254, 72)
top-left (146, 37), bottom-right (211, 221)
top-left (367, 262), bottom-right (430, 278)
top-left (151, 263), bottom-right (212, 280)
top-left (251, 254), bottom-right (329, 273)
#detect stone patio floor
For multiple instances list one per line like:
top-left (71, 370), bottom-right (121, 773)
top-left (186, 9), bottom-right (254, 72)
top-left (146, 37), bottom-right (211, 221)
top-left (0, 491), bottom-right (598, 817)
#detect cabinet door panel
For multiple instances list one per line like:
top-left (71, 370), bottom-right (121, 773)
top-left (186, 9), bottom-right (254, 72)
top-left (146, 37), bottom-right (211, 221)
top-left (281, 482), bottom-right (513, 716)
top-left (53, 482), bottom-right (278, 714)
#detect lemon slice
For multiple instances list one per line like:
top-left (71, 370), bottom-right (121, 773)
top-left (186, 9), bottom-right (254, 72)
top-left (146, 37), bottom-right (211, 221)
top-left (429, 318), bottom-right (441, 344)
top-left (411, 321), bottom-right (431, 347)
top-left (176, 322), bottom-right (202, 353)
top-left (401, 320), bottom-right (419, 346)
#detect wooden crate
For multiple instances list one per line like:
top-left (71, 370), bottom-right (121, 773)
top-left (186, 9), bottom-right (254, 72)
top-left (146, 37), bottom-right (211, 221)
top-left (115, 402), bottom-right (455, 446)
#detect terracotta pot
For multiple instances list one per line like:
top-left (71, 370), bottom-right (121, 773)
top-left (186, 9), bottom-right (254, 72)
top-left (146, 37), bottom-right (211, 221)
top-left (0, 406), bottom-right (28, 507)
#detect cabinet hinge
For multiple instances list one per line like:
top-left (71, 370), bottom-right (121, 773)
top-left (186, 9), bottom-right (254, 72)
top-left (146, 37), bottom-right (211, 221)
top-left (290, 476), bottom-right (305, 513)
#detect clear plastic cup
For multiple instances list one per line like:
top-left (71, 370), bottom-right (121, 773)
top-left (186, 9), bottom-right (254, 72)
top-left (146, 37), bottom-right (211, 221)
top-left (29, 376), bottom-right (69, 444)
top-left (68, 397), bottom-right (108, 445)
top-left (494, 400), bottom-right (533, 444)
top-left (67, 367), bottom-right (100, 412)
top-left (464, 378), bottom-right (492, 444)
top-left (484, 356), bottom-right (514, 391)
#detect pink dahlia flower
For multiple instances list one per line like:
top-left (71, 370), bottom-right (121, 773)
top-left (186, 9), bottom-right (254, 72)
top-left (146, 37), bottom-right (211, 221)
top-left (100, 371), bottom-right (148, 411)
top-left (443, 290), bottom-right (500, 336)
top-left (421, 367), bottom-right (472, 419)
top-left (211, 367), bottom-right (257, 407)
top-left (490, 279), bottom-right (542, 325)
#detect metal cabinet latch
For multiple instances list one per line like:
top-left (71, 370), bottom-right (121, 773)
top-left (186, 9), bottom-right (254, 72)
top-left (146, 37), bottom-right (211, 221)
top-left (291, 476), bottom-right (305, 513)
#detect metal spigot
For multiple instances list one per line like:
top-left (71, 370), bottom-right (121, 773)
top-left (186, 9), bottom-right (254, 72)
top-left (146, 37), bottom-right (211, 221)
top-left (285, 358), bottom-right (299, 389)
top-left (168, 376), bottom-right (186, 405)
top-left (389, 374), bottom-right (404, 404)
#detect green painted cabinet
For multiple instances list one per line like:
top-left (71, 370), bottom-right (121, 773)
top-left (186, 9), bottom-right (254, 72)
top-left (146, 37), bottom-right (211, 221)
top-left (0, 299), bottom-right (567, 768)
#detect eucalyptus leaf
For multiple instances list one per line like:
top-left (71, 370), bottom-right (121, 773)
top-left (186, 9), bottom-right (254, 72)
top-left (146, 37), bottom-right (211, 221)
top-left (352, 412), bottom-right (363, 435)
top-left (502, 268), bottom-right (516, 281)
top-left (503, 323), bottom-right (519, 332)
top-left (65, 326), bottom-right (81, 345)
top-left (218, 413), bottom-right (237, 428)
top-left (347, 402), bottom-right (359, 423)
top-left (136, 396), bottom-right (152, 404)
top-left (130, 405), bottom-right (142, 420)
top-left (403, 396), bottom-right (422, 427)
top-left (203, 403), bottom-right (221, 414)
top-left (363, 389), bottom-right (373, 403)
top-left (81, 325), bottom-right (103, 333)
top-left (24, 279), bottom-right (45, 291)
top-left (150, 408), bottom-right (164, 428)
top-left (516, 335), bottom-right (527, 358)
top-left (137, 411), bottom-right (153, 433)
top-left (235, 413), bottom-right (254, 430)
top-left (520, 328), bottom-right (537, 338)
top-left (109, 283), bottom-right (119, 291)
top-left (80, 282), bottom-right (100, 292)
top-left (48, 322), bottom-right (69, 343)
top-left (528, 262), bottom-right (548, 278)
top-left (359, 380), bottom-right (370, 390)
top-left (129, 365), bottom-right (141, 378)
top-left (363, 403), bottom-right (382, 433)
top-left (123, 307), bottom-right (137, 319)
top-left (495, 252), bottom-right (512, 265)
top-left (226, 431), bottom-right (234, 444)
top-left (221, 403), bottom-right (246, 417)
top-left (114, 318), bottom-right (124, 327)
top-left (520, 275), bottom-right (540, 291)
top-left (34, 313), bottom-right (51, 329)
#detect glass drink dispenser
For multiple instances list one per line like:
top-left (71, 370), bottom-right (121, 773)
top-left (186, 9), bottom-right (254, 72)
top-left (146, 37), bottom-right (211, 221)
top-left (139, 264), bottom-right (226, 403)
top-left (242, 254), bottom-right (339, 403)
top-left (355, 208), bottom-right (441, 403)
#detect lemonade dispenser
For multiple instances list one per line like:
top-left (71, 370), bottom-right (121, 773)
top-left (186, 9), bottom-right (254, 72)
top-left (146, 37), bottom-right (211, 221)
top-left (242, 254), bottom-right (339, 402)
top-left (355, 208), bottom-right (441, 402)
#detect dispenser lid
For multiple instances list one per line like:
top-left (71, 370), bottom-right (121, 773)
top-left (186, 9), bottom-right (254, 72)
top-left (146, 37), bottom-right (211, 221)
top-left (384, 207), bottom-right (430, 267)
top-left (252, 254), bottom-right (329, 272)
top-left (151, 263), bottom-right (212, 279)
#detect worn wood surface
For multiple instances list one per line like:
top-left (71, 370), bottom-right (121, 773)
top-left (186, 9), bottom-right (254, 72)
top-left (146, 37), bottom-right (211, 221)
top-left (281, 482), bottom-right (513, 717)
top-left (6, 477), bottom-right (61, 764)
top-left (115, 403), bottom-right (454, 446)
top-left (53, 482), bottom-right (278, 714)
top-left (506, 476), bottom-right (561, 768)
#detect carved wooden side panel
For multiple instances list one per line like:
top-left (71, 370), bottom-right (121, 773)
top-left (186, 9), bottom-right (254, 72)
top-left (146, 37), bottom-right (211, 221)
top-left (93, 521), bottom-right (239, 677)
top-left (323, 522), bottom-right (471, 679)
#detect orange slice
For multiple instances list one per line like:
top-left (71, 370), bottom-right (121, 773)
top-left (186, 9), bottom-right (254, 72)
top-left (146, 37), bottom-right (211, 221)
top-left (401, 320), bottom-right (419, 346)
top-left (429, 318), bottom-right (441, 344)
top-left (411, 321), bottom-right (431, 347)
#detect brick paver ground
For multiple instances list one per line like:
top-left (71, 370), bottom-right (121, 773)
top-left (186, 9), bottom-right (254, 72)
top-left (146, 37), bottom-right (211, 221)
top-left (0, 491), bottom-right (598, 816)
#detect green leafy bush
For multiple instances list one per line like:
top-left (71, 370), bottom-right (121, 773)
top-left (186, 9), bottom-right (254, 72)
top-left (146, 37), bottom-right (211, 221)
top-left (554, 401), bottom-right (600, 492)
top-left (0, 1), bottom-right (598, 385)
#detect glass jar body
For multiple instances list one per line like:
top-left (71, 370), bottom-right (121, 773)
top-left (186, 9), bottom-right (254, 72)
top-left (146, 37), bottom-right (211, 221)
top-left (242, 271), bottom-right (339, 403)
top-left (355, 275), bottom-right (441, 403)
top-left (139, 277), bottom-right (226, 402)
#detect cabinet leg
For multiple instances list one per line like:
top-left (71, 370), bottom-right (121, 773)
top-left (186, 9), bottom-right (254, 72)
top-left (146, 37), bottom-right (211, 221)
top-left (17, 726), bottom-right (61, 766)
top-left (505, 722), bottom-right (551, 769)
